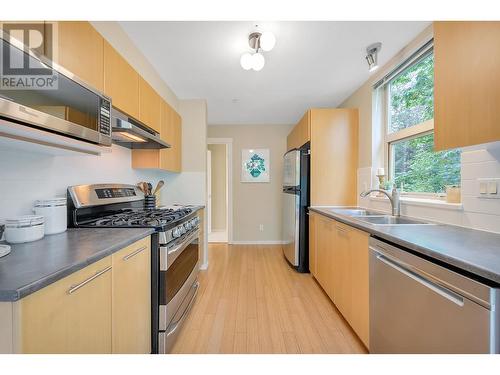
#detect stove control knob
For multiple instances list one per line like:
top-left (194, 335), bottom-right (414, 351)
top-left (191, 219), bottom-right (197, 228)
top-left (179, 225), bottom-right (186, 235)
top-left (185, 221), bottom-right (192, 230)
top-left (172, 228), bottom-right (181, 238)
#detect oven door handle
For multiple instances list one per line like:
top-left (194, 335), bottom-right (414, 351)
top-left (166, 281), bottom-right (200, 337)
top-left (168, 229), bottom-right (200, 257)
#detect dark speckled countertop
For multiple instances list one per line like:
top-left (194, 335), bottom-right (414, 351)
top-left (0, 228), bottom-right (154, 301)
top-left (310, 206), bottom-right (500, 285)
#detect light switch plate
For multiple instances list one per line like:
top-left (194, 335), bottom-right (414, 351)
top-left (488, 181), bottom-right (498, 194)
top-left (480, 182), bottom-right (488, 194)
top-left (478, 178), bottom-right (500, 198)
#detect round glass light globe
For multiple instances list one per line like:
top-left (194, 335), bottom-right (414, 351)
top-left (251, 52), bottom-right (265, 71)
top-left (259, 31), bottom-right (276, 51)
top-left (240, 53), bottom-right (253, 70)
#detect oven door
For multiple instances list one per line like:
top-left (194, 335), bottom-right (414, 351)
top-left (159, 229), bottom-right (200, 335)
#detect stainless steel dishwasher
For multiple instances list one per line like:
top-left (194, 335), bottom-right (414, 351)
top-left (369, 237), bottom-right (500, 354)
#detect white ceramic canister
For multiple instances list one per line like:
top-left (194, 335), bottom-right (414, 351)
top-left (4, 215), bottom-right (45, 244)
top-left (34, 197), bottom-right (67, 235)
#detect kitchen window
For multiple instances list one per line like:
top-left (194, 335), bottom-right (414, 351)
top-left (379, 43), bottom-right (461, 195)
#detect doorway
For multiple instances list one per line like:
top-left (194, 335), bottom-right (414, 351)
top-left (207, 138), bottom-right (233, 243)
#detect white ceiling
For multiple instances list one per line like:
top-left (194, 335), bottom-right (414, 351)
top-left (120, 21), bottom-right (430, 125)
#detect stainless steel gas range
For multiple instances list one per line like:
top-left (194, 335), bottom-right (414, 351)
top-left (67, 183), bottom-right (201, 353)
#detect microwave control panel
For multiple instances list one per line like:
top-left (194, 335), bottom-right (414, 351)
top-left (99, 98), bottom-right (111, 136)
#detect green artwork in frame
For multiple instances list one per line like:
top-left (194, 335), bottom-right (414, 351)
top-left (241, 149), bottom-right (270, 183)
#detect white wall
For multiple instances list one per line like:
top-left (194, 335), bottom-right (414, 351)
top-left (340, 24), bottom-right (500, 234)
top-left (207, 144), bottom-right (227, 231)
top-left (0, 144), bottom-right (174, 219)
top-left (358, 143), bottom-right (500, 233)
top-left (208, 124), bottom-right (292, 243)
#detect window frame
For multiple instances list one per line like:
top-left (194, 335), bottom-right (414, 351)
top-left (380, 45), bottom-right (449, 198)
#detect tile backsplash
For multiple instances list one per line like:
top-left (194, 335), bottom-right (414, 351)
top-left (358, 142), bottom-right (500, 234)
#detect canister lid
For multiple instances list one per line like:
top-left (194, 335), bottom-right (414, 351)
top-left (5, 215), bottom-right (45, 228)
top-left (34, 197), bottom-right (66, 207)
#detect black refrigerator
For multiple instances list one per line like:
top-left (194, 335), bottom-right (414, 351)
top-left (282, 147), bottom-right (310, 273)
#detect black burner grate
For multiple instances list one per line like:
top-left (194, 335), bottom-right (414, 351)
top-left (85, 207), bottom-right (193, 228)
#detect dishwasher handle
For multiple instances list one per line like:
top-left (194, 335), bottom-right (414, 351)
top-left (374, 250), bottom-right (465, 307)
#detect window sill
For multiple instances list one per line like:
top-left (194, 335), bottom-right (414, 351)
top-left (368, 195), bottom-right (463, 211)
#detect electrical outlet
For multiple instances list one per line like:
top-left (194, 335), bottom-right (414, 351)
top-left (259, 224), bottom-right (264, 232)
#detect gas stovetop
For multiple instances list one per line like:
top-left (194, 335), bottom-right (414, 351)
top-left (82, 207), bottom-right (193, 228)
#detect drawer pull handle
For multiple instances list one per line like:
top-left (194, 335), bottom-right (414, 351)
top-left (123, 245), bottom-right (148, 261)
top-left (68, 266), bottom-right (112, 295)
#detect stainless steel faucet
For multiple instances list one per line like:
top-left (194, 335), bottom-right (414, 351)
top-left (360, 187), bottom-right (401, 216)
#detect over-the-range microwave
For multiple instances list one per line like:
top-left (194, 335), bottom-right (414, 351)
top-left (0, 31), bottom-right (112, 146)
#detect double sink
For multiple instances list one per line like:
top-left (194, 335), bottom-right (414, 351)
top-left (328, 208), bottom-right (433, 226)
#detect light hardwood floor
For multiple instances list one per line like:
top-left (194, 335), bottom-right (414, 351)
top-left (171, 243), bottom-right (368, 354)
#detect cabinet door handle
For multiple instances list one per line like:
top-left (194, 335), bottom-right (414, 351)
top-left (67, 266), bottom-right (112, 295)
top-left (123, 245), bottom-right (148, 261)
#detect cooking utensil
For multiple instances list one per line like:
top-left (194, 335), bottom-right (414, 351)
top-left (139, 182), bottom-right (148, 195)
top-left (153, 180), bottom-right (165, 195)
top-left (148, 183), bottom-right (153, 195)
top-left (137, 183), bottom-right (145, 193)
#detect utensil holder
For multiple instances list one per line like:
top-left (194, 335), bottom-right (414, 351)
top-left (144, 195), bottom-right (156, 210)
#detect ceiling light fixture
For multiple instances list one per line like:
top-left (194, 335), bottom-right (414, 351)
top-left (240, 29), bottom-right (276, 71)
top-left (365, 42), bottom-right (382, 72)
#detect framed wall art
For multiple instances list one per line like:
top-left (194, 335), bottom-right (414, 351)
top-left (241, 149), bottom-right (270, 183)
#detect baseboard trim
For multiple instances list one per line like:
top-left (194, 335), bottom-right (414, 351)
top-left (229, 240), bottom-right (285, 245)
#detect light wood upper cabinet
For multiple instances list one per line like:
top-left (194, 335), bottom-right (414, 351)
top-left (139, 77), bottom-right (162, 133)
top-left (287, 109), bottom-right (358, 207)
top-left (104, 41), bottom-right (140, 119)
top-left (287, 110), bottom-right (311, 150)
top-left (17, 256), bottom-right (112, 354)
top-left (310, 109), bottom-right (358, 206)
top-left (112, 237), bottom-right (151, 354)
top-left (49, 21), bottom-right (104, 92)
top-left (131, 100), bottom-right (182, 173)
top-left (161, 102), bottom-right (182, 172)
top-left (434, 21), bottom-right (500, 150)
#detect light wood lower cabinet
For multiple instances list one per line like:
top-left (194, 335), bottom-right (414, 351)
top-left (309, 213), bottom-right (370, 349)
top-left (309, 212), bottom-right (317, 276)
top-left (315, 213), bottom-right (335, 301)
top-left (112, 237), bottom-right (151, 354)
top-left (0, 236), bottom-right (151, 354)
top-left (17, 256), bottom-right (113, 354)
